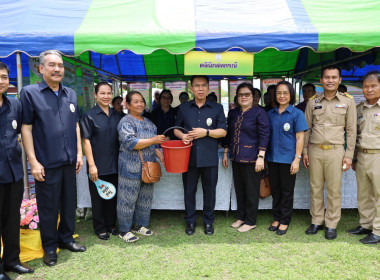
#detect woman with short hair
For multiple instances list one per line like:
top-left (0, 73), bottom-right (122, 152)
top-left (117, 91), bottom-right (165, 243)
top-left (223, 83), bottom-right (270, 232)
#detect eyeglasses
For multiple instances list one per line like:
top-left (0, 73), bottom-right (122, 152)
top-left (276, 92), bottom-right (290, 96)
top-left (237, 93), bottom-right (251, 98)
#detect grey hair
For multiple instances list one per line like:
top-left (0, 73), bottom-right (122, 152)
top-left (39, 50), bottom-right (62, 65)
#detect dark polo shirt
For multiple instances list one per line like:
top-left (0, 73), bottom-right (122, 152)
top-left (175, 99), bottom-right (226, 167)
top-left (0, 96), bottom-right (23, 183)
top-left (80, 105), bottom-right (121, 175)
top-left (20, 80), bottom-right (79, 168)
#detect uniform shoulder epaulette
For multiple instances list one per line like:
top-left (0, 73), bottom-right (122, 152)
top-left (356, 101), bottom-right (364, 108)
top-left (309, 94), bottom-right (318, 100)
top-left (344, 92), bottom-right (353, 99)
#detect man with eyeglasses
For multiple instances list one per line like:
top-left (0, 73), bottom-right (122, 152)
top-left (174, 75), bottom-right (227, 236)
top-left (303, 66), bottom-right (356, 240)
top-left (20, 50), bottom-right (86, 267)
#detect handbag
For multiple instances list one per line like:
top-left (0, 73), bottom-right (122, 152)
top-left (259, 176), bottom-right (271, 198)
top-left (259, 165), bottom-right (271, 199)
top-left (138, 150), bottom-right (162, 183)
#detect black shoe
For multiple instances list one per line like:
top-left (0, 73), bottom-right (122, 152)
top-left (268, 224), bottom-right (279, 231)
top-left (0, 273), bottom-right (10, 280)
top-left (97, 232), bottom-right (110, 240)
top-left (108, 228), bottom-right (119, 235)
top-left (360, 233), bottom-right (380, 244)
top-left (204, 224), bottom-right (214, 235)
top-left (58, 241), bottom-right (87, 252)
top-left (185, 223), bottom-right (196, 235)
top-left (4, 263), bottom-right (34, 274)
top-left (346, 226), bottom-right (372, 235)
top-left (43, 250), bottom-right (57, 266)
top-left (276, 225), bottom-right (288, 235)
top-left (305, 224), bottom-right (323, 235)
top-left (325, 228), bottom-right (337, 240)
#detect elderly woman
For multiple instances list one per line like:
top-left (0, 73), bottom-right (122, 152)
top-left (117, 91), bottom-right (165, 243)
top-left (80, 82), bottom-right (121, 240)
top-left (150, 89), bottom-right (177, 140)
top-left (266, 81), bottom-right (308, 235)
top-left (223, 83), bottom-right (270, 232)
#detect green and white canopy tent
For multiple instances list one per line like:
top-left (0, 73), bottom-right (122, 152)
top-left (1, 0), bottom-right (380, 82)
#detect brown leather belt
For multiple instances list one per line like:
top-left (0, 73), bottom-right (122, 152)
top-left (357, 147), bottom-right (380, 154)
top-left (312, 144), bottom-right (343, 150)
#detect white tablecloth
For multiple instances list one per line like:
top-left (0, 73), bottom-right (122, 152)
top-left (76, 157), bottom-right (358, 210)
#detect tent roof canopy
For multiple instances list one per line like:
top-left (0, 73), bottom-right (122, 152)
top-left (4, 47), bottom-right (380, 83)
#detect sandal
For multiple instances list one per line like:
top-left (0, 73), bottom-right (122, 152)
top-left (119, 232), bottom-right (139, 243)
top-left (237, 224), bottom-right (256, 232)
top-left (231, 220), bottom-right (245, 228)
top-left (132, 226), bottom-right (153, 236)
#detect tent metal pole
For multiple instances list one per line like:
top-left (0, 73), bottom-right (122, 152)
top-left (65, 55), bottom-right (119, 80)
top-left (16, 52), bottom-right (30, 199)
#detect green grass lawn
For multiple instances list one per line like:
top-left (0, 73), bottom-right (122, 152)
top-left (13, 209), bottom-right (379, 280)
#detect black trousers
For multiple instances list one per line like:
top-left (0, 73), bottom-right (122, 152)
top-left (0, 180), bottom-right (24, 269)
top-left (88, 174), bottom-right (118, 234)
top-left (35, 164), bottom-right (76, 251)
top-left (182, 166), bottom-right (218, 225)
top-left (268, 162), bottom-right (296, 225)
top-left (232, 162), bottom-right (261, 226)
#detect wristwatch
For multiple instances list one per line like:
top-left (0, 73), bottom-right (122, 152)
top-left (206, 129), bottom-right (209, 137)
top-left (258, 155), bottom-right (264, 159)
top-left (295, 154), bottom-right (302, 159)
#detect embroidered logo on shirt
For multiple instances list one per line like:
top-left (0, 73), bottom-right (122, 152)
top-left (70, 104), bottom-right (75, 113)
top-left (12, 120), bottom-right (17, 130)
top-left (283, 123), bottom-right (290, 131)
top-left (206, 118), bottom-right (212, 126)
top-left (335, 104), bottom-right (347, 108)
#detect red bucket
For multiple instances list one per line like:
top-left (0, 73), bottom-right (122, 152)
top-left (161, 140), bottom-right (193, 173)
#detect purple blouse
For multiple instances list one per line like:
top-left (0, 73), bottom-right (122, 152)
top-left (224, 106), bottom-right (270, 163)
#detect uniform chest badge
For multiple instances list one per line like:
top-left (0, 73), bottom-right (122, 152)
top-left (206, 118), bottom-right (212, 126)
top-left (315, 99), bottom-right (320, 103)
top-left (12, 120), bottom-right (17, 130)
top-left (283, 123), bottom-right (290, 131)
top-left (70, 104), bottom-right (75, 113)
top-left (335, 104), bottom-right (347, 108)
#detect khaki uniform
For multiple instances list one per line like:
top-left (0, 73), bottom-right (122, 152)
top-left (304, 91), bottom-right (357, 228)
top-left (355, 99), bottom-right (380, 235)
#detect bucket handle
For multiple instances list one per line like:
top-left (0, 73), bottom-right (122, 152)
top-left (162, 126), bottom-right (188, 136)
